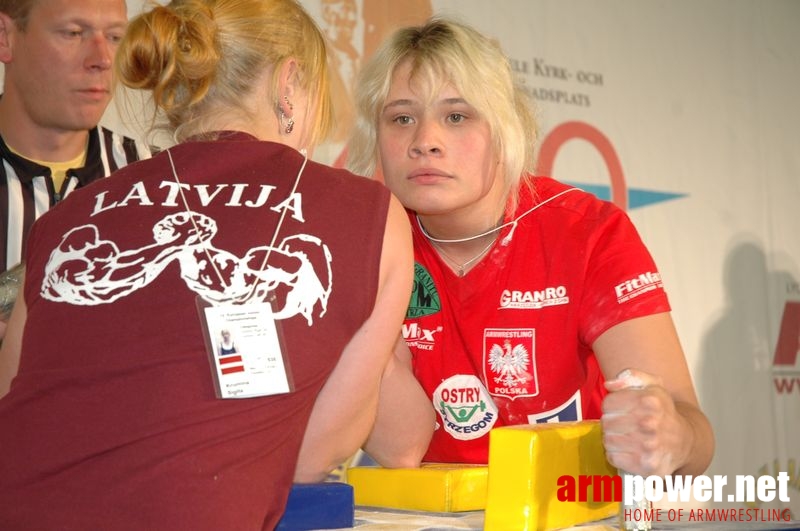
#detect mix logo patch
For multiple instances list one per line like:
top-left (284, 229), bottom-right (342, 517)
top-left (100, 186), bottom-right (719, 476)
top-left (402, 321), bottom-right (441, 352)
top-left (433, 375), bottom-right (498, 441)
top-left (483, 328), bottom-right (539, 399)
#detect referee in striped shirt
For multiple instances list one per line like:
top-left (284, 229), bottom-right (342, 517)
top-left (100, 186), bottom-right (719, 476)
top-left (0, 0), bottom-right (150, 337)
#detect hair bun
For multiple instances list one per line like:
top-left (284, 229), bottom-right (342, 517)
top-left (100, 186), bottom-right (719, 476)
top-left (172, 1), bottom-right (219, 86)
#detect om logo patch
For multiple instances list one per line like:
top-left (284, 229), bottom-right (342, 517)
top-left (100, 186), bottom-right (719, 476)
top-left (407, 263), bottom-right (440, 318)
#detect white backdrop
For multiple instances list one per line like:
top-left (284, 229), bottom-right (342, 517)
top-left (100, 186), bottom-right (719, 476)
top-left (80, 0), bottom-right (800, 516)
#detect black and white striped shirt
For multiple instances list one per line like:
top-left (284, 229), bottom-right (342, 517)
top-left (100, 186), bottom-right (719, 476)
top-left (0, 126), bottom-right (151, 271)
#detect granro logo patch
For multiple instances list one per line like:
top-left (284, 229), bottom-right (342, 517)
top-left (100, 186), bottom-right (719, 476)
top-left (498, 286), bottom-right (569, 310)
top-left (407, 263), bottom-right (440, 318)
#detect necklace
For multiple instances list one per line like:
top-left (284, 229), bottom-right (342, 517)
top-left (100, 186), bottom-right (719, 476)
top-left (430, 237), bottom-right (496, 277)
top-left (415, 187), bottom-right (581, 245)
top-left (415, 215), bottom-right (503, 277)
top-left (416, 187), bottom-right (582, 276)
top-left (416, 214), bottom-right (508, 243)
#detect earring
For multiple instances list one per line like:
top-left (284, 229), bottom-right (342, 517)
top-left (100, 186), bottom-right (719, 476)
top-left (281, 112), bottom-right (295, 134)
top-left (281, 96), bottom-right (294, 134)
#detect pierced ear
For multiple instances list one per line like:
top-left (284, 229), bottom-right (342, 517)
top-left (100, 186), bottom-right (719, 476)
top-left (276, 58), bottom-right (300, 114)
top-left (277, 95), bottom-right (294, 119)
top-left (277, 94), bottom-right (295, 135)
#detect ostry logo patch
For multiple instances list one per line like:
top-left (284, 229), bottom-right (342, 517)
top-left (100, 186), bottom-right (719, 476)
top-left (498, 286), bottom-right (569, 310)
top-left (407, 263), bottom-right (440, 318)
top-left (615, 272), bottom-right (663, 304)
top-left (433, 375), bottom-right (498, 440)
top-left (483, 328), bottom-right (539, 399)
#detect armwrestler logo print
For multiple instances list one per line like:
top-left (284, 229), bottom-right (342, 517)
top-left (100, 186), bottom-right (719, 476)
top-left (41, 211), bottom-right (332, 325)
top-left (483, 328), bottom-right (539, 398)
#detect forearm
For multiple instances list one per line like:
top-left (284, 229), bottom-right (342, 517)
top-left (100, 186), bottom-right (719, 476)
top-left (363, 354), bottom-right (434, 467)
top-left (294, 379), bottom-right (382, 483)
top-left (0, 344), bottom-right (15, 397)
top-left (295, 195), bottom-right (415, 481)
top-left (0, 263), bottom-right (24, 324)
top-left (672, 400), bottom-right (715, 476)
top-left (0, 288), bottom-right (26, 398)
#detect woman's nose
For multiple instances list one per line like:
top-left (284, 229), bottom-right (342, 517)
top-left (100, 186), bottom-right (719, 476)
top-left (409, 121), bottom-right (443, 157)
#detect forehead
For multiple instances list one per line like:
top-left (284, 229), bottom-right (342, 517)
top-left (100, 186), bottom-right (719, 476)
top-left (29, 0), bottom-right (127, 25)
top-left (387, 59), bottom-right (462, 103)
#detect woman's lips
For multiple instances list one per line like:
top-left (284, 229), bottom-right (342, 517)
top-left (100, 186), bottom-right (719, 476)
top-left (408, 168), bottom-right (451, 183)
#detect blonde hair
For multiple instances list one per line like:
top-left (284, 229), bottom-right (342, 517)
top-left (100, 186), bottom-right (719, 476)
top-left (116, 0), bottom-right (333, 145)
top-left (348, 17), bottom-right (537, 209)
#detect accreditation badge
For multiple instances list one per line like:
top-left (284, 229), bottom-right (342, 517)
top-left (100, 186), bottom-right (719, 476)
top-left (197, 298), bottom-right (294, 399)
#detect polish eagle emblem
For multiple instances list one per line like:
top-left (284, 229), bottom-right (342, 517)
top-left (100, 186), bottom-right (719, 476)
top-left (488, 339), bottom-right (530, 387)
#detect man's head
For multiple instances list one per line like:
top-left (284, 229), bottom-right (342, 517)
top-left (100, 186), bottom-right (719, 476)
top-left (0, 0), bottom-right (128, 137)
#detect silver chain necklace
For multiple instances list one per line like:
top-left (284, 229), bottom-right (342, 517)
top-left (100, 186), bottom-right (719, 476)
top-left (415, 213), bottom-right (508, 243)
top-left (429, 237), bottom-right (496, 277)
top-left (415, 215), bottom-right (503, 277)
top-left (414, 187), bottom-right (581, 276)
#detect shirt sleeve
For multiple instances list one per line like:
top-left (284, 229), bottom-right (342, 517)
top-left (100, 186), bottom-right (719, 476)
top-left (578, 204), bottom-right (671, 346)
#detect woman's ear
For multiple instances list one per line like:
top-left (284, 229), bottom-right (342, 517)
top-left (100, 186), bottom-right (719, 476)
top-left (276, 58), bottom-right (301, 117)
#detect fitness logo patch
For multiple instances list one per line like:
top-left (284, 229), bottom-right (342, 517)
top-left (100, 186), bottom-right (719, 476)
top-left (433, 375), bottom-right (498, 441)
top-left (407, 263), bottom-right (440, 318)
top-left (614, 271), bottom-right (663, 304)
top-left (483, 328), bottom-right (539, 399)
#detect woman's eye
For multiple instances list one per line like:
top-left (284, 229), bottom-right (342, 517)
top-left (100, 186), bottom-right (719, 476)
top-left (448, 113), bottom-right (466, 123)
top-left (393, 115), bottom-right (413, 125)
